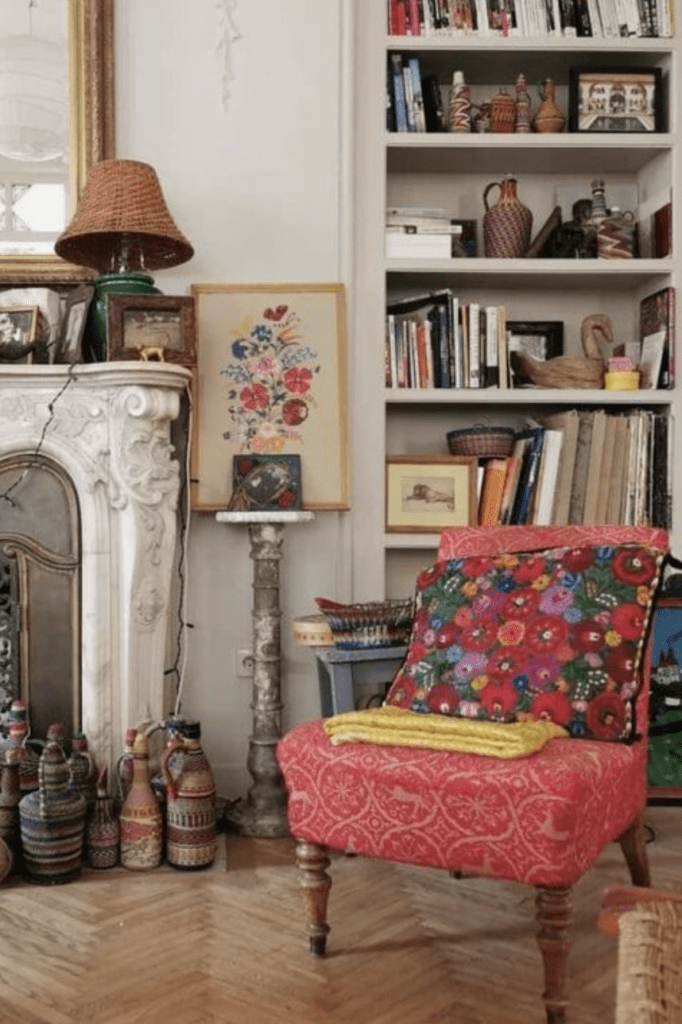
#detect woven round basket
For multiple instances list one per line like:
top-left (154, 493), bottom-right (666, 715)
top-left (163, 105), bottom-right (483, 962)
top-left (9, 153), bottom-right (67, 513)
top-left (292, 615), bottom-right (334, 647)
top-left (447, 425), bottom-right (515, 459)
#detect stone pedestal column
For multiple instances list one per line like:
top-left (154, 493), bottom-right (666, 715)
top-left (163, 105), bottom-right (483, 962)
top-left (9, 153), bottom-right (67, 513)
top-left (216, 510), bottom-right (315, 837)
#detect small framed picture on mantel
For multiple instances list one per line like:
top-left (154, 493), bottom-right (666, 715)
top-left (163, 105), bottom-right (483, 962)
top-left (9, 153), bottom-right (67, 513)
top-left (569, 66), bottom-right (664, 134)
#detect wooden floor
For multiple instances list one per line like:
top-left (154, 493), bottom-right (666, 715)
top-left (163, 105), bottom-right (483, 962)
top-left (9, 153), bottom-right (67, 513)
top-left (0, 806), bottom-right (679, 1024)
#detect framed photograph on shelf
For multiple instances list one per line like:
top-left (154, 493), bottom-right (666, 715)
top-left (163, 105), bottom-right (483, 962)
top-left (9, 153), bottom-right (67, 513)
top-left (506, 320), bottom-right (564, 387)
top-left (106, 294), bottom-right (196, 364)
top-left (385, 455), bottom-right (477, 533)
top-left (647, 594), bottom-right (682, 804)
top-left (191, 282), bottom-right (349, 511)
top-left (0, 305), bottom-right (40, 364)
top-left (54, 285), bottom-right (94, 364)
top-left (228, 454), bottom-right (302, 512)
top-left (568, 67), bottom-right (663, 134)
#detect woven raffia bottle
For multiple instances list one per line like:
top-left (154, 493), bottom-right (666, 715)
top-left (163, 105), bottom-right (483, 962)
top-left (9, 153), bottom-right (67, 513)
top-left (448, 71), bottom-right (471, 133)
top-left (119, 732), bottom-right (162, 871)
top-left (86, 768), bottom-right (120, 869)
top-left (483, 176), bottom-right (533, 258)
top-left (514, 73), bottom-right (531, 133)
top-left (532, 78), bottom-right (565, 133)
top-left (67, 733), bottom-right (97, 814)
top-left (161, 720), bottom-right (216, 870)
top-left (0, 746), bottom-right (21, 866)
top-left (8, 701), bottom-right (39, 795)
top-left (19, 735), bottom-right (87, 883)
top-left (115, 727), bottom-right (137, 811)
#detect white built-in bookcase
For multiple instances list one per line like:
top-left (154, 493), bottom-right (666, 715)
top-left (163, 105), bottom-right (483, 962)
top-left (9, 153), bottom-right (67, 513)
top-left (349, 1), bottom-right (679, 601)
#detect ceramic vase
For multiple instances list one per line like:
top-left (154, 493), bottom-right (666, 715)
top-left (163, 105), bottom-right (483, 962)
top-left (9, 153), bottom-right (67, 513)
top-left (483, 177), bottom-right (533, 258)
top-left (448, 71), bottom-right (471, 132)
top-left (119, 731), bottom-right (163, 871)
top-left (532, 79), bottom-right (565, 133)
top-left (19, 737), bottom-right (87, 884)
top-left (161, 720), bottom-right (216, 870)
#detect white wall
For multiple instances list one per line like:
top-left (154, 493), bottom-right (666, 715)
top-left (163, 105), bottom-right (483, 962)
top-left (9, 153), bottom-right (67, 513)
top-left (115, 0), bottom-right (354, 795)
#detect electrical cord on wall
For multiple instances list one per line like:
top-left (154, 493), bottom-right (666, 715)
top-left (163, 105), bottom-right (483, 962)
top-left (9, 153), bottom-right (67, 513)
top-left (169, 378), bottom-right (194, 718)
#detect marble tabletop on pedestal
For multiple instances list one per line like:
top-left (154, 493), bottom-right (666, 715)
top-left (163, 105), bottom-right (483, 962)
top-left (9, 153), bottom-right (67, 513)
top-left (215, 510), bottom-right (316, 524)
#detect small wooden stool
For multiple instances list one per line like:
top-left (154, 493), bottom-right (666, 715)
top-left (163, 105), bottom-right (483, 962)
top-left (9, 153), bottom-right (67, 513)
top-left (312, 645), bottom-right (407, 716)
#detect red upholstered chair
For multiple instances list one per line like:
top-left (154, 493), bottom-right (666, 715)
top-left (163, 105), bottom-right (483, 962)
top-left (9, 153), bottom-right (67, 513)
top-left (277, 526), bottom-right (669, 1024)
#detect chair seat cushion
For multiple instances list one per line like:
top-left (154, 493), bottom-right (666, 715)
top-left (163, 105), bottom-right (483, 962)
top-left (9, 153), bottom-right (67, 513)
top-left (277, 718), bottom-right (647, 887)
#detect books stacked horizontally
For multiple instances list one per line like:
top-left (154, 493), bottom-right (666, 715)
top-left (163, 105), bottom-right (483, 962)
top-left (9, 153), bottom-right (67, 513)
top-left (388, 0), bottom-right (673, 38)
top-left (386, 207), bottom-right (468, 259)
top-left (476, 409), bottom-right (671, 529)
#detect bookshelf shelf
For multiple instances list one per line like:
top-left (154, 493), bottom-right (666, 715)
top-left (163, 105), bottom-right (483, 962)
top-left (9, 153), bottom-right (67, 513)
top-left (351, 1), bottom-right (679, 602)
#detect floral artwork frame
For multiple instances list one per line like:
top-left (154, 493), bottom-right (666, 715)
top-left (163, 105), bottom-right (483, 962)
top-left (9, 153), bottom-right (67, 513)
top-left (647, 594), bottom-right (682, 804)
top-left (190, 283), bottom-right (349, 511)
top-left (385, 455), bottom-right (477, 533)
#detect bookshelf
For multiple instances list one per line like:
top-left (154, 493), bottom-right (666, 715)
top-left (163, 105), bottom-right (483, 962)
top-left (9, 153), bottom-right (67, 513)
top-left (350, 2), bottom-right (679, 602)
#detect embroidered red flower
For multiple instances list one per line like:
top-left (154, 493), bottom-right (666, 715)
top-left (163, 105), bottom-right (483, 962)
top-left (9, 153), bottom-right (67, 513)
top-left (526, 614), bottom-right (569, 655)
top-left (417, 563), bottom-right (448, 590)
top-left (530, 691), bottom-right (572, 726)
top-left (561, 547), bottom-right (595, 572)
top-left (387, 675), bottom-right (416, 707)
top-left (611, 603), bottom-right (646, 641)
top-left (604, 643), bottom-right (638, 683)
top-left (502, 586), bottom-right (540, 621)
top-left (281, 398), bottom-right (308, 425)
top-left (585, 692), bottom-right (627, 740)
top-left (282, 366), bottom-right (313, 394)
top-left (486, 645), bottom-right (526, 682)
top-left (572, 620), bottom-right (606, 654)
top-left (479, 680), bottom-right (518, 720)
top-left (435, 621), bottom-right (459, 649)
top-left (426, 682), bottom-right (458, 715)
top-left (240, 383), bottom-right (270, 410)
top-left (612, 547), bottom-right (657, 586)
top-left (461, 556), bottom-right (492, 578)
top-left (459, 617), bottom-right (497, 652)
top-left (514, 556), bottom-right (547, 584)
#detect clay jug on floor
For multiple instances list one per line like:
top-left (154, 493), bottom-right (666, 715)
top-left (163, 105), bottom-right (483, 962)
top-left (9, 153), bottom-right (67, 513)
top-left (532, 78), bottom-right (565, 133)
top-left (19, 735), bottom-right (87, 884)
top-left (161, 720), bottom-right (216, 870)
top-left (483, 176), bottom-right (533, 258)
top-left (119, 731), bottom-right (162, 870)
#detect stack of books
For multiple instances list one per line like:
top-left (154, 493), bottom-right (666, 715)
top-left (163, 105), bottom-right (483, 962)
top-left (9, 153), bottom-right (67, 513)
top-left (386, 207), bottom-right (464, 259)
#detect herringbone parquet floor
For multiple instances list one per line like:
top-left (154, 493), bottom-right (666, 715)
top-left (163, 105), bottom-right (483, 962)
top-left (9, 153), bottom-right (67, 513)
top-left (0, 806), bottom-right (679, 1024)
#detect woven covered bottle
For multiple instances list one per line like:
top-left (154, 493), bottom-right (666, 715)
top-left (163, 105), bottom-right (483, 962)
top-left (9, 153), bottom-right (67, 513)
top-left (161, 720), bottom-right (216, 870)
top-left (483, 176), bottom-right (533, 258)
top-left (119, 731), bottom-right (162, 871)
top-left (86, 768), bottom-right (119, 869)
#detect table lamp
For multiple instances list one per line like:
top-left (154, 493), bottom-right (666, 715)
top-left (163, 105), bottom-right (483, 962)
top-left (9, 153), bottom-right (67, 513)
top-left (54, 159), bottom-right (194, 361)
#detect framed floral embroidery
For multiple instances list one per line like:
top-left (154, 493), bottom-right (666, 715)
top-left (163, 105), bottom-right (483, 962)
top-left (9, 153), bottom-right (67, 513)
top-left (190, 283), bottom-right (349, 510)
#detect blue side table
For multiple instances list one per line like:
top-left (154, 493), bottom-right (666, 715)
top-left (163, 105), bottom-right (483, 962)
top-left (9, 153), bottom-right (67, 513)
top-left (313, 646), bottom-right (407, 717)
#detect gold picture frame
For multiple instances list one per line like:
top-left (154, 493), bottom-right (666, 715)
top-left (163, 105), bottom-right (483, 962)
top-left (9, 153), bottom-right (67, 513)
top-left (191, 283), bottom-right (349, 511)
top-left (386, 455), bottom-right (477, 533)
top-left (106, 294), bottom-right (196, 364)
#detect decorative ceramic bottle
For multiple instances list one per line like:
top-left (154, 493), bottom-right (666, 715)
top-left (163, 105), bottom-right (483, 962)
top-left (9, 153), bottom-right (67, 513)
top-left (19, 734), bottom-right (87, 883)
top-left (532, 79), bottom-right (565, 133)
top-left (86, 768), bottom-right (120, 869)
top-left (483, 176), bottom-right (533, 258)
top-left (161, 720), bottom-right (217, 870)
top-left (119, 731), bottom-right (163, 871)
top-left (597, 206), bottom-right (636, 259)
top-left (448, 71), bottom-right (471, 132)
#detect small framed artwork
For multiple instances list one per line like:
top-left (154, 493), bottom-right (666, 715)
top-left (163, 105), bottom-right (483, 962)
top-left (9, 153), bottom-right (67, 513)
top-left (0, 305), bottom-right (40, 363)
top-left (54, 285), bottom-right (94, 364)
top-left (385, 455), bottom-right (477, 533)
top-left (647, 593), bottom-right (682, 804)
top-left (450, 219), bottom-right (477, 258)
top-left (106, 294), bottom-right (196, 364)
top-left (191, 283), bottom-right (348, 511)
top-left (228, 454), bottom-right (302, 512)
top-left (568, 67), bottom-right (663, 133)
top-left (506, 321), bottom-right (564, 387)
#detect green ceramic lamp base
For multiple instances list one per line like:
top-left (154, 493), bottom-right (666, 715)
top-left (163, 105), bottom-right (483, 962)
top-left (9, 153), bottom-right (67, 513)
top-left (82, 271), bottom-right (160, 363)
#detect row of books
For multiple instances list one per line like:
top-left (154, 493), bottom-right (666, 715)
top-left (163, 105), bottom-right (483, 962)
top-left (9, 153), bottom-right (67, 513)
top-left (386, 206), bottom-right (477, 258)
top-left (387, 53), bottom-right (446, 134)
top-left (477, 408), bottom-right (671, 529)
top-left (385, 287), bottom-right (675, 391)
top-left (388, 0), bottom-right (674, 37)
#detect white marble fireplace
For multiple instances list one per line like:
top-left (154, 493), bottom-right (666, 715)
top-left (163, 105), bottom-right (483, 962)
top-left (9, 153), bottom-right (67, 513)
top-left (0, 362), bottom-right (190, 775)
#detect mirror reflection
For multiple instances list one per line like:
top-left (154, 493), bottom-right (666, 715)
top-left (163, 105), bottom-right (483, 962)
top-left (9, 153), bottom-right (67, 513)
top-left (0, 0), bottom-right (68, 256)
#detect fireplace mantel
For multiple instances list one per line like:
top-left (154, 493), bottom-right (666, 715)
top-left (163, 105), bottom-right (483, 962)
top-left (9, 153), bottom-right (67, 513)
top-left (0, 362), bottom-right (191, 776)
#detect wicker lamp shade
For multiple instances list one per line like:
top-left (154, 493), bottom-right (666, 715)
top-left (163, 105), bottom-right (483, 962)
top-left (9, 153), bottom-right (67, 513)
top-left (54, 159), bottom-right (194, 272)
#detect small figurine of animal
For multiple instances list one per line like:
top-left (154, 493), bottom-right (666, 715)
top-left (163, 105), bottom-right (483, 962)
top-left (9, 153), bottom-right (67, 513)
top-left (510, 313), bottom-right (613, 389)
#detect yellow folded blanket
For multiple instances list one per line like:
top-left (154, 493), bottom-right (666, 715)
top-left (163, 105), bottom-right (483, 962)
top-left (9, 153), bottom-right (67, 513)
top-left (323, 705), bottom-right (568, 758)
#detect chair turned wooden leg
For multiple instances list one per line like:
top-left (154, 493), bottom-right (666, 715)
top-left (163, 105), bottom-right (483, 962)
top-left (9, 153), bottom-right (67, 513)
top-left (536, 886), bottom-right (572, 1024)
top-left (295, 840), bottom-right (331, 955)
top-left (617, 813), bottom-right (651, 888)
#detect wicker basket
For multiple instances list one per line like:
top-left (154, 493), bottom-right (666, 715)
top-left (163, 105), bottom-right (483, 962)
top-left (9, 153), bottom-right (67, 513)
top-left (447, 425), bottom-right (515, 459)
top-left (315, 597), bottom-right (414, 650)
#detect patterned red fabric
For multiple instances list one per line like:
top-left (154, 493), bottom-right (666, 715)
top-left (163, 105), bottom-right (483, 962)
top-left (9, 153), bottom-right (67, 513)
top-left (437, 525), bottom-right (669, 561)
top-left (277, 718), bottom-right (647, 887)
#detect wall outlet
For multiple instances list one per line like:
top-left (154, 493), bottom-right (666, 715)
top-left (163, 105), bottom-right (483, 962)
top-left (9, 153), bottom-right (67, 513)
top-left (235, 647), bottom-right (254, 678)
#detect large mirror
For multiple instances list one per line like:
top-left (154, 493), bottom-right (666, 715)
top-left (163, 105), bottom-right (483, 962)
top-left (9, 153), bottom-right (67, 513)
top-left (0, 0), bottom-right (113, 284)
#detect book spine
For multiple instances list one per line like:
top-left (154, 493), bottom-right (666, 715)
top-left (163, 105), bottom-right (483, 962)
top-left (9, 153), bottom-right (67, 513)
top-left (389, 56), bottom-right (409, 132)
top-left (402, 64), bottom-right (417, 131)
top-left (467, 303), bottom-right (480, 387)
top-left (408, 0), bottom-right (422, 33)
top-left (408, 57), bottom-right (427, 132)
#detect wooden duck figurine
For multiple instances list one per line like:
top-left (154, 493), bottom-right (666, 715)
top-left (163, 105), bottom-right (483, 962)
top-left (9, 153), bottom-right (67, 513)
top-left (510, 313), bottom-right (612, 389)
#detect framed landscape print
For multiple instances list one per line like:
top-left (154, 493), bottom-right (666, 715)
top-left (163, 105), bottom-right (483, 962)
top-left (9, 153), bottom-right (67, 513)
top-left (385, 455), bottom-right (477, 533)
top-left (647, 594), bottom-right (682, 804)
top-left (191, 283), bottom-right (349, 511)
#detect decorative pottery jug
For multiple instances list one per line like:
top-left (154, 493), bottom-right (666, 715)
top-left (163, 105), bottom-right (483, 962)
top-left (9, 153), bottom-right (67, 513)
top-left (0, 746), bottom-right (21, 864)
top-left (532, 79), bottom-right (565, 133)
top-left (161, 720), bottom-right (216, 870)
top-left (67, 733), bottom-right (97, 813)
top-left (19, 735), bottom-right (87, 884)
top-left (483, 177), bottom-right (533, 258)
top-left (119, 731), bottom-right (162, 871)
top-left (448, 71), bottom-right (471, 133)
top-left (86, 768), bottom-right (120, 869)
top-left (597, 207), bottom-right (636, 259)
top-left (489, 88), bottom-right (516, 133)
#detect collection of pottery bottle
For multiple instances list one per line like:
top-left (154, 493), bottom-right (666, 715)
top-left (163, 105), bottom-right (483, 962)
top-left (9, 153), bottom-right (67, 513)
top-left (448, 71), bottom-right (566, 135)
top-left (0, 701), bottom-right (216, 884)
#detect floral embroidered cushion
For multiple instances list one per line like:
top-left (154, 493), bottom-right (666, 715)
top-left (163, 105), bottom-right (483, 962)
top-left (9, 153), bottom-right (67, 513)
top-left (385, 543), bottom-right (664, 742)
